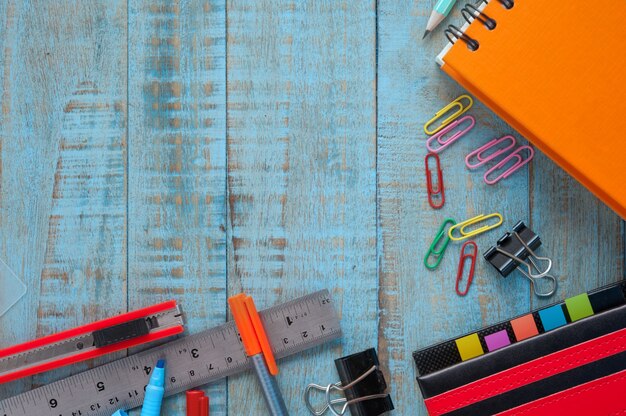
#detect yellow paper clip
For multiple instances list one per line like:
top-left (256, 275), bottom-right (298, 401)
top-left (448, 213), bottom-right (503, 241)
top-left (424, 95), bottom-right (474, 135)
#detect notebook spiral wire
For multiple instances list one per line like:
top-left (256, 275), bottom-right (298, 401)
top-left (445, 0), bottom-right (513, 51)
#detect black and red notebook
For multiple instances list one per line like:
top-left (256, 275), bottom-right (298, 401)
top-left (413, 281), bottom-right (626, 415)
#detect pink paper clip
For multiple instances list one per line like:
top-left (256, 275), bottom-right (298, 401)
top-left (484, 145), bottom-right (534, 185)
top-left (426, 115), bottom-right (475, 153)
top-left (465, 135), bottom-right (517, 169)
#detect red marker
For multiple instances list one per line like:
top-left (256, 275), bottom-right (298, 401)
top-left (200, 396), bottom-right (209, 416)
top-left (186, 390), bottom-right (209, 416)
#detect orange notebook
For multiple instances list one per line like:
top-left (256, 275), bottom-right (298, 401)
top-left (437, 0), bottom-right (626, 219)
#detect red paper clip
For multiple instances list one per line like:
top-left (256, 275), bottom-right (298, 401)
top-left (456, 241), bottom-right (477, 296)
top-left (425, 153), bottom-right (445, 209)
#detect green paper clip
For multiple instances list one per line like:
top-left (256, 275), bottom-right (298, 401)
top-left (424, 218), bottom-right (456, 270)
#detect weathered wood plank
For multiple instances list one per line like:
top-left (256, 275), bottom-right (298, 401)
top-left (128, 0), bottom-right (226, 414)
top-left (530, 154), bottom-right (625, 308)
top-left (226, 0), bottom-right (377, 413)
top-left (377, 3), bottom-right (533, 414)
top-left (0, 0), bottom-right (127, 398)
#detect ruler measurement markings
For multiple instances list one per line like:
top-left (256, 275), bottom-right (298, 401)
top-left (0, 291), bottom-right (339, 416)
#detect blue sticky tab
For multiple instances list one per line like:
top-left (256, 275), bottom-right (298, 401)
top-left (538, 305), bottom-right (567, 331)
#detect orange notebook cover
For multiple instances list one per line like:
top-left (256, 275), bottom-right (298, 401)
top-left (438, 0), bottom-right (626, 219)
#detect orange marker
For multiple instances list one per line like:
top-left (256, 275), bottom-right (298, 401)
top-left (228, 294), bottom-right (288, 415)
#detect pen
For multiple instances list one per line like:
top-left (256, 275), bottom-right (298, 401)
top-left (228, 294), bottom-right (289, 416)
top-left (111, 411), bottom-right (128, 416)
top-left (424, 0), bottom-right (458, 38)
top-left (140, 359), bottom-right (166, 416)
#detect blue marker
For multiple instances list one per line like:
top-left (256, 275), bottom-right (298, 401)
top-left (111, 411), bottom-right (128, 416)
top-left (140, 359), bottom-right (166, 416)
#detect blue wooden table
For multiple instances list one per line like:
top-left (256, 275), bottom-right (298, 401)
top-left (0, 1), bottom-right (624, 415)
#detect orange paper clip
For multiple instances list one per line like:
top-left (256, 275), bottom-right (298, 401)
top-left (425, 153), bottom-right (445, 209)
top-left (456, 241), bottom-right (477, 296)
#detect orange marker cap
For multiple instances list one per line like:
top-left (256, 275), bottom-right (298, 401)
top-left (227, 294), bottom-right (261, 356)
top-left (244, 296), bottom-right (279, 376)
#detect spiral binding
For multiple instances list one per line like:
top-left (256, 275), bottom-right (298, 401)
top-left (445, 0), bottom-right (514, 51)
top-left (445, 25), bottom-right (480, 51)
top-left (462, 4), bottom-right (496, 29)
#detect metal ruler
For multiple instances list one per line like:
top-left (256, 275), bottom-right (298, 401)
top-left (0, 290), bottom-right (341, 416)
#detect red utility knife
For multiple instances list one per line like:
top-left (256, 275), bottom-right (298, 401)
top-left (0, 301), bottom-right (184, 384)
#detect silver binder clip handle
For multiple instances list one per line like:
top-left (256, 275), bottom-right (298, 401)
top-left (495, 231), bottom-right (558, 297)
top-left (509, 232), bottom-right (553, 279)
top-left (304, 382), bottom-right (346, 416)
top-left (304, 366), bottom-right (389, 416)
top-left (518, 269), bottom-right (558, 298)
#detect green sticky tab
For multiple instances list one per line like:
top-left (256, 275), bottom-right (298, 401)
top-left (565, 293), bottom-right (594, 322)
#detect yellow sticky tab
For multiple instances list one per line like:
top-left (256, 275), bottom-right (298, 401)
top-left (455, 333), bottom-right (484, 361)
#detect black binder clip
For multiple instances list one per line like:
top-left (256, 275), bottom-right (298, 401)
top-left (304, 348), bottom-right (394, 416)
top-left (484, 221), bottom-right (558, 297)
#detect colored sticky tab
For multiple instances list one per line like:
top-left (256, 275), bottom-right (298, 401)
top-left (565, 293), bottom-right (594, 322)
top-left (484, 330), bottom-right (511, 352)
top-left (510, 314), bottom-right (539, 341)
top-left (539, 305), bottom-right (567, 331)
top-left (455, 333), bottom-right (483, 361)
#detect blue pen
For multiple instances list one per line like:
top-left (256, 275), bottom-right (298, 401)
top-left (111, 410), bottom-right (128, 416)
top-left (140, 359), bottom-right (166, 416)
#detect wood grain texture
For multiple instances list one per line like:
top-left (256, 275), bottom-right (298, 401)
top-left (530, 153), bottom-right (624, 309)
top-left (378, 1), bottom-right (626, 415)
top-left (0, 0), bottom-right (624, 414)
top-left (377, 2), bottom-right (550, 414)
top-left (0, 0), bottom-right (127, 398)
top-left (226, 0), bottom-right (377, 413)
top-left (128, 0), bottom-right (226, 414)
